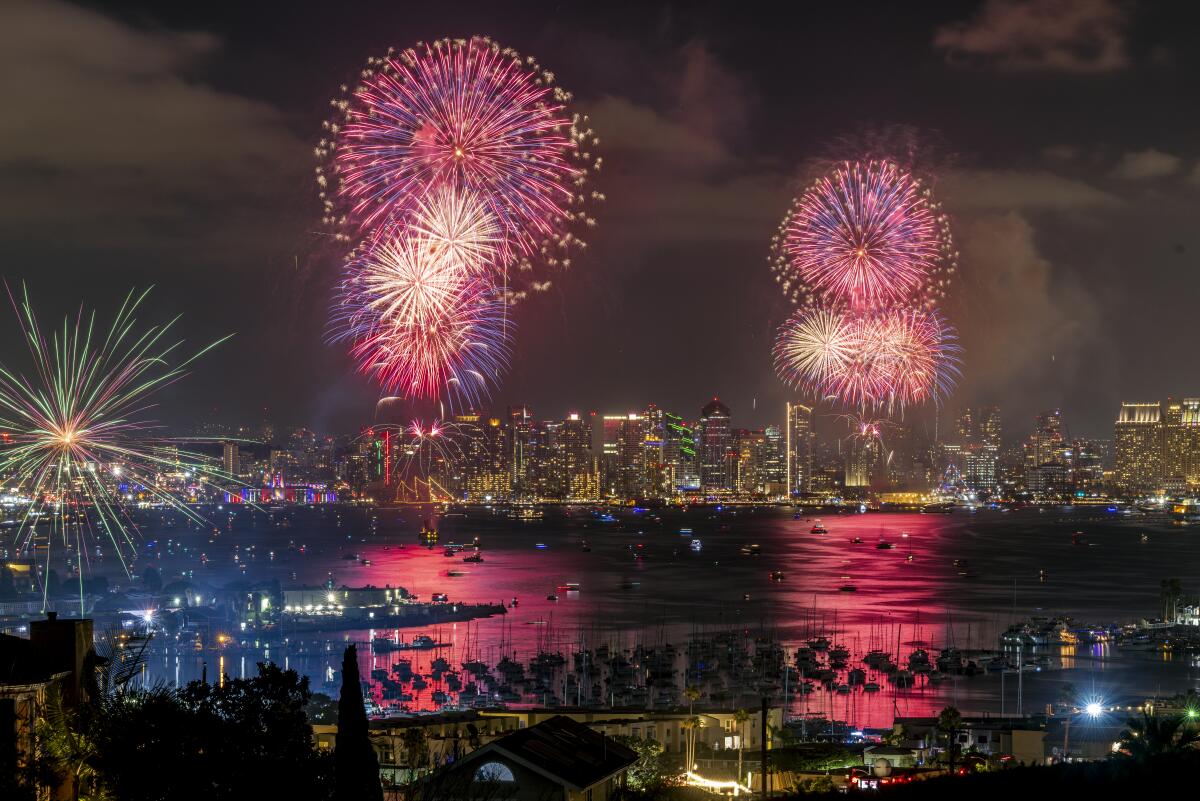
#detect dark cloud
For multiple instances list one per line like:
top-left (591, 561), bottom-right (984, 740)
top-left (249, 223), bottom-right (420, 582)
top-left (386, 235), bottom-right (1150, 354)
top-left (0, 0), bottom-right (306, 251)
top-left (1111, 148), bottom-right (1183, 179)
top-left (934, 0), bottom-right (1129, 73)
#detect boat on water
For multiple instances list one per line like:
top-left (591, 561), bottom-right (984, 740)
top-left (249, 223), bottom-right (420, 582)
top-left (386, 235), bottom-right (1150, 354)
top-left (839, 584), bottom-right (857, 592)
top-left (556, 583), bottom-right (580, 593)
top-left (875, 541), bottom-right (894, 550)
top-left (741, 543), bottom-right (762, 556)
top-left (373, 635), bottom-right (450, 652)
top-left (580, 541), bottom-right (591, 552)
top-left (769, 571), bottom-right (785, 582)
top-left (811, 522), bottom-right (828, 534)
top-left (690, 539), bottom-right (702, 551)
top-left (863, 682), bottom-right (881, 692)
top-left (462, 553), bottom-right (484, 563)
top-left (447, 569), bottom-right (467, 577)
top-left (849, 537), bottom-right (863, 544)
top-left (546, 593), bottom-right (559, 601)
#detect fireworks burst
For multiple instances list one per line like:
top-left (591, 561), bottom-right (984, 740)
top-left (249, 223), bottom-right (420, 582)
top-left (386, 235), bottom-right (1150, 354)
top-left (333, 231), bottom-right (511, 408)
top-left (0, 287), bottom-right (230, 608)
top-left (770, 160), bottom-right (956, 310)
top-left (317, 35), bottom-right (602, 286)
top-left (774, 306), bottom-right (960, 412)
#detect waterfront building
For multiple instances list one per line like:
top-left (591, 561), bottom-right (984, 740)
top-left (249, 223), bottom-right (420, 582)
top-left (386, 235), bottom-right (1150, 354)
top-left (696, 398), bottom-right (732, 494)
top-left (1163, 397), bottom-right (1200, 492)
top-left (734, 428), bottom-right (766, 495)
top-left (843, 435), bottom-right (877, 489)
top-left (762, 424), bottom-right (785, 496)
top-left (598, 414), bottom-right (625, 499)
top-left (785, 402), bottom-right (814, 497)
top-left (507, 406), bottom-right (534, 501)
top-left (1114, 402), bottom-right (1163, 495)
top-left (660, 411), bottom-right (695, 493)
top-left (222, 441), bottom-right (240, 478)
top-left (615, 413), bottom-right (646, 499)
top-left (559, 413), bottom-right (598, 501)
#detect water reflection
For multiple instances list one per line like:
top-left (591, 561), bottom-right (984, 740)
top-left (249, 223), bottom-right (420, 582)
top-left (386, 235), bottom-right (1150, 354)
top-left (125, 505), bottom-right (1200, 727)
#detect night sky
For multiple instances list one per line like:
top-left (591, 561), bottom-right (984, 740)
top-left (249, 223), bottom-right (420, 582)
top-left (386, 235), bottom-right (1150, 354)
top-left (2, 0), bottom-right (1198, 439)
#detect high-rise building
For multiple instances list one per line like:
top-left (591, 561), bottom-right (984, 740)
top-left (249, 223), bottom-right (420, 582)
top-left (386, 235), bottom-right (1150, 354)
top-left (734, 429), bottom-right (766, 495)
top-left (1114, 402), bottom-right (1163, 495)
top-left (508, 406), bottom-right (534, 500)
top-left (599, 415), bottom-right (625, 498)
top-left (785, 402), bottom-right (813, 496)
top-left (844, 435), bottom-right (878, 489)
top-left (463, 416), bottom-right (511, 501)
top-left (559, 413), bottom-right (597, 501)
top-left (1163, 397), bottom-right (1200, 492)
top-left (663, 412), bottom-right (697, 492)
top-left (960, 406), bottom-right (1000, 495)
top-left (616, 414), bottom-right (645, 499)
top-left (696, 398), bottom-right (732, 493)
top-left (762, 425), bottom-right (785, 496)
top-left (222, 441), bottom-right (240, 478)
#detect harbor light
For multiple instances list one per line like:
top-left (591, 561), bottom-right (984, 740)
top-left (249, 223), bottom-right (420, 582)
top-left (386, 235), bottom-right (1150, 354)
top-left (1085, 701), bottom-right (1103, 717)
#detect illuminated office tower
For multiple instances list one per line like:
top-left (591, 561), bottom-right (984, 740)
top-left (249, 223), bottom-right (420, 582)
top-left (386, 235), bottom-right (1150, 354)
top-left (559, 413), bottom-right (598, 501)
top-left (222, 441), bottom-right (240, 478)
top-left (762, 425), bottom-right (785, 496)
top-left (1163, 397), bottom-right (1200, 492)
top-left (663, 412), bottom-right (697, 492)
top-left (734, 429), bottom-right (766, 495)
top-left (616, 414), bottom-right (646, 499)
top-left (785, 402), bottom-right (814, 496)
top-left (1114, 402), bottom-right (1163, 494)
top-left (696, 398), bottom-right (732, 493)
top-left (507, 405), bottom-right (534, 500)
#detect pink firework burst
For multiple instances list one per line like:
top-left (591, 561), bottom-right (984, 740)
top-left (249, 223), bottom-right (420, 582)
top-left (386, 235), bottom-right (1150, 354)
top-left (332, 231), bottom-right (511, 408)
top-left (317, 36), bottom-right (600, 278)
top-left (774, 160), bottom-right (954, 309)
top-left (774, 306), bottom-right (959, 411)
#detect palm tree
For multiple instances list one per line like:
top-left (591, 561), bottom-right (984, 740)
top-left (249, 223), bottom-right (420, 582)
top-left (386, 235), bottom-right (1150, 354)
top-left (1161, 578), bottom-right (1184, 622)
top-left (734, 709), bottom-right (749, 785)
top-left (937, 706), bottom-right (963, 774)
top-left (1118, 711), bottom-right (1200, 760)
top-left (681, 716), bottom-right (701, 772)
top-left (683, 686), bottom-right (701, 770)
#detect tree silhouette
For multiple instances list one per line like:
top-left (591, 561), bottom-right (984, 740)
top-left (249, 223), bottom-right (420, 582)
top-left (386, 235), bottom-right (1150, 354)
top-left (1119, 712), bottom-right (1200, 760)
top-left (937, 706), bottom-right (963, 774)
top-left (335, 645), bottom-right (382, 801)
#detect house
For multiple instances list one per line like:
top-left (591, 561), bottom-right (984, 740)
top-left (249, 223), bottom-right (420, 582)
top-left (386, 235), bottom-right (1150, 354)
top-left (419, 715), bottom-right (637, 801)
top-left (482, 705), bottom-right (784, 755)
top-left (0, 614), bottom-right (96, 782)
top-left (892, 716), bottom-right (1048, 766)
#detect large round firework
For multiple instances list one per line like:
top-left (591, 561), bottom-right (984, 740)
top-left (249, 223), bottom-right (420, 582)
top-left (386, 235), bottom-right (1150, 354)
top-left (773, 305), bottom-right (959, 411)
top-left (334, 232), bottom-right (511, 407)
top-left (770, 160), bottom-right (956, 310)
top-left (317, 36), bottom-right (601, 288)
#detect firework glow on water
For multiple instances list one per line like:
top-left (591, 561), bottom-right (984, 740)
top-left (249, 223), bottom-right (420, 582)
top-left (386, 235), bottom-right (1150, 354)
top-left (0, 287), bottom-right (230, 608)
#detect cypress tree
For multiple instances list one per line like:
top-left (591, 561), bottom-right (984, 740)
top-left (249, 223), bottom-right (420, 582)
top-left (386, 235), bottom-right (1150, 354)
top-left (334, 645), bottom-right (383, 801)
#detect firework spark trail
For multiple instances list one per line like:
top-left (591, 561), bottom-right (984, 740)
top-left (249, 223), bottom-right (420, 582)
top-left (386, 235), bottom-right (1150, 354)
top-left (319, 36), bottom-right (602, 413)
top-left (0, 286), bottom-right (231, 610)
top-left (773, 306), bottom-right (960, 412)
top-left (770, 158), bottom-right (961, 412)
top-left (333, 231), bottom-right (512, 407)
top-left (318, 36), bottom-right (601, 282)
